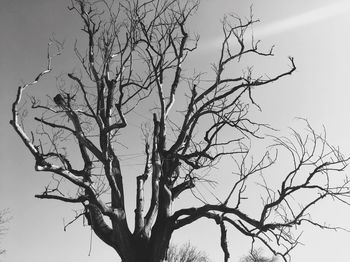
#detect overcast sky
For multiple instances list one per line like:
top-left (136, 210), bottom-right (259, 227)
top-left (1, 0), bottom-right (350, 261)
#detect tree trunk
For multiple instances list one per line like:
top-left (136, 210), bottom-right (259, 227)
top-left (122, 220), bottom-right (173, 262)
top-left (120, 239), bottom-right (171, 262)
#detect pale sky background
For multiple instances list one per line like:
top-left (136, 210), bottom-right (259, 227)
top-left (1, 0), bottom-right (350, 261)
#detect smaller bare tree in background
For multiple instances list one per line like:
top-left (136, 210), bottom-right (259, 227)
top-left (0, 209), bottom-right (11, 255)
top-left (168, 242), bottom-right (211, 262)
top-left (240, 248), bottom-right (277, 262)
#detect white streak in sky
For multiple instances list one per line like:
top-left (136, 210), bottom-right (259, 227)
top-left (203, 1), bottom-right (350, 50)
top-left (254, 1), bottom-right (350, 38)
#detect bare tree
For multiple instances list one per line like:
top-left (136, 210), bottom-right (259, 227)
top-left (10, 0), bottom-right (350, 261)
top-left (168, 242), bottom-right (211, 262)
top-left (240, 248), bottom-right (277, 262)
top-left (0, 209), bottom-right (10, 256)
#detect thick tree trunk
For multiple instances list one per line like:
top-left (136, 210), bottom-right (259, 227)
top-left (120, 239), bottom-right (171, 262)
top-left (118, 220), bottom-right (173, 262)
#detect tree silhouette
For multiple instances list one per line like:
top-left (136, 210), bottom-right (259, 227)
top-left (10, 0), bottom-right (350, 261)
top-left (168, 242), bottom-right (211, 262)
top-left (0, 209), bottom-right (10, 255)
top-left (240, 248), bottom-right (277, 262)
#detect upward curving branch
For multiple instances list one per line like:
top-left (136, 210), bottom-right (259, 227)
top-left (172, 122), bottom-right (349, 261)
